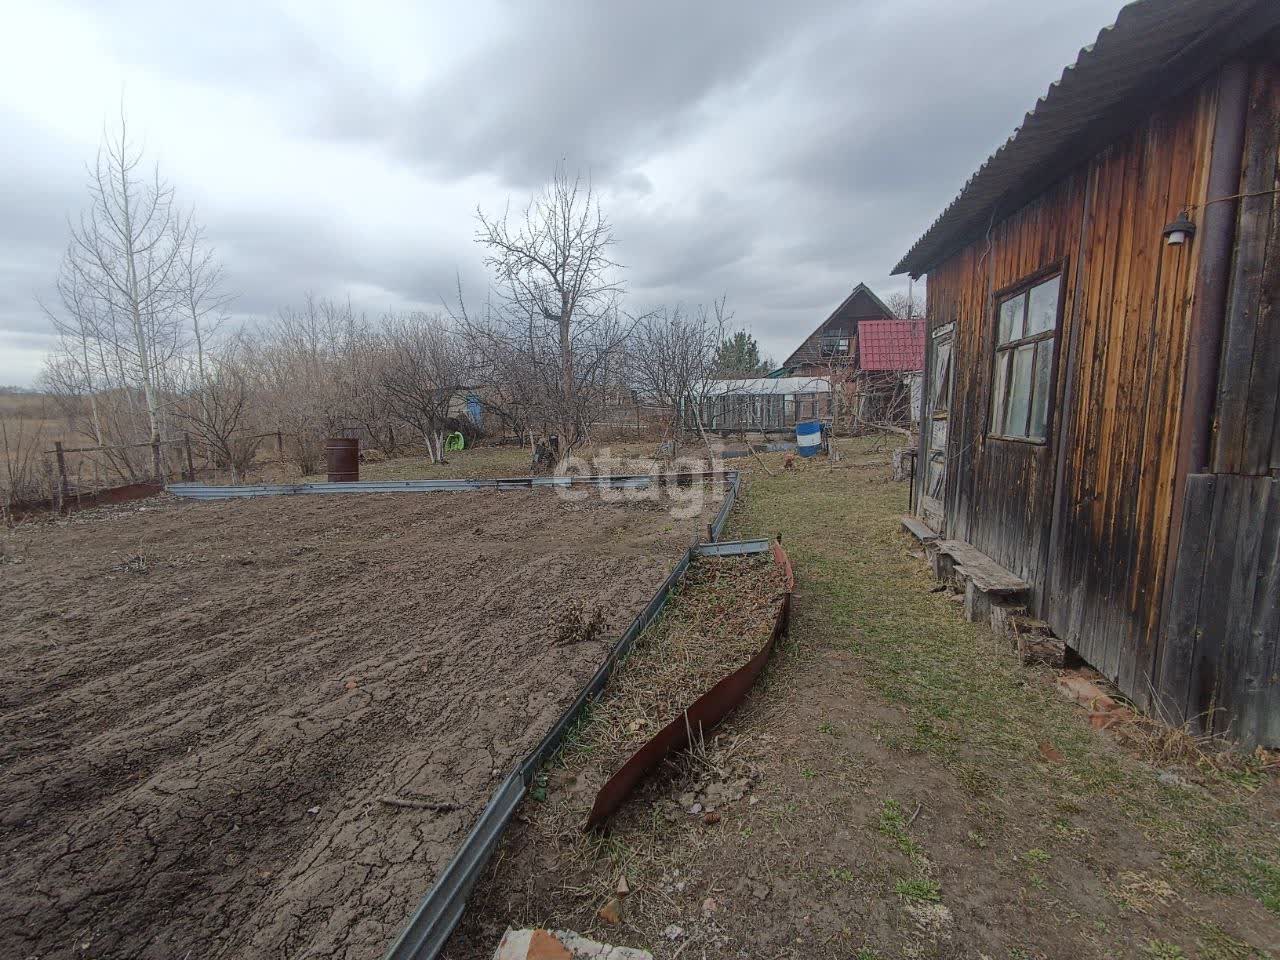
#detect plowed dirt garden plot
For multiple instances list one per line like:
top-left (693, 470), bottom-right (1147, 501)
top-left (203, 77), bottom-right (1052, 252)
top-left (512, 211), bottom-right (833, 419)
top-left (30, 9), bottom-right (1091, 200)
top-left (0, 490), bottom-right (696, 960)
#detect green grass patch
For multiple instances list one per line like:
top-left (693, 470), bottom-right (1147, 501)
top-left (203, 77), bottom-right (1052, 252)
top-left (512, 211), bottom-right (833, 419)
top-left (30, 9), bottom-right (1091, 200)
top-left (894, 876), bottom-right (942, 903)
top-left (728, 455), bottom-right (1280, 920)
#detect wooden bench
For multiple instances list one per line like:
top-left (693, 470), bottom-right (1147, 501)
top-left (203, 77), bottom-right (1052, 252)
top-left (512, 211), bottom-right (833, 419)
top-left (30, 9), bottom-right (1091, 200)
top-left (933, 539), bottom-right (1029, 623)
top-left (900, 515), bottom-right (939, 544)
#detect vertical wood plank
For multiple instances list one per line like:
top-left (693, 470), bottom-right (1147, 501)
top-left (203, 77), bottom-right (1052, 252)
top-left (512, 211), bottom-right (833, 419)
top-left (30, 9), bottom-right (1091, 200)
top-left (1155, 473), bottom-right (1217, 725)
top-left (1215, 63), bottom-right (1279, 474)
top-left (1231, 478), bottom-right (1280, 745)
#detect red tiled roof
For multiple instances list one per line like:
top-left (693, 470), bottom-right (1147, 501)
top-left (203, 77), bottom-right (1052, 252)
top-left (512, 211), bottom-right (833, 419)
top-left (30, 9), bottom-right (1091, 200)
top-left (858, 320), bottom-right (925, 371)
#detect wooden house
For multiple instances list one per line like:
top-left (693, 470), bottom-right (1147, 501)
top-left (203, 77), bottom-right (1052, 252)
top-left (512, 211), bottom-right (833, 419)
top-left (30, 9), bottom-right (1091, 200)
top-left (775, 283), bottom-right (896, 377)
top-left (776, 285), bottom-right (925, 429)
top-left (897, 0), bottom-right (1279, 746)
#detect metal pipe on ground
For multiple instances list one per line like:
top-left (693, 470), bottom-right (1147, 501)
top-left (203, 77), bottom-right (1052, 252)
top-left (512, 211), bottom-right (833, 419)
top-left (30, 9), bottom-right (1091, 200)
top-left (167, 471), bottom-right (739, 500)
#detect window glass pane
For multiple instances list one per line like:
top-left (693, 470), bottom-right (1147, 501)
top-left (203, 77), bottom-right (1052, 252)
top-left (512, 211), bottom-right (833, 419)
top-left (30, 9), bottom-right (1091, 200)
top-left (998, 294), bottom-right (1024, 344)
top-left (1005, 343), bottom-right (1035, 437)
top-left (930, 417), bottom-right (948, 450)
top-left (926, 453), bottom-right (944, 499)
top-left (931, 337), bottom-right (952, 412)
top-left (1029, 340), bottom-right (1054, 439)
top-left (990, 350), bottom-right (1010, 433)
top-left (1027, 275), bottom-right (1061, 336)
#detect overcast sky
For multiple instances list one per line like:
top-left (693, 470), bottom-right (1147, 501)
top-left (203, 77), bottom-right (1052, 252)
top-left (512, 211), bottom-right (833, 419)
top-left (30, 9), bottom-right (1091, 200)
top-left (0, 0), bottom-right (1124, 385)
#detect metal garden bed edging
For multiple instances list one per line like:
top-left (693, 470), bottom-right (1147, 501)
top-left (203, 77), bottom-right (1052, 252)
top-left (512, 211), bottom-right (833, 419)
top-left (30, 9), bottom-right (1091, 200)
top-left (585, 537), bottom-right (794, 829)
top-left (381, 470), bottom-right (743, 960)
top-left (167, 471), bottom-right (735, 500)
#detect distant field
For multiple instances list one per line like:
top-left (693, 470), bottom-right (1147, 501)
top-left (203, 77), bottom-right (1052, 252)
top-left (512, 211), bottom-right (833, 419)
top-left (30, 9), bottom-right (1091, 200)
top-left (0, 391), bottom-right (65, 440)
top-left (0, 392), bottom-right (69, 501)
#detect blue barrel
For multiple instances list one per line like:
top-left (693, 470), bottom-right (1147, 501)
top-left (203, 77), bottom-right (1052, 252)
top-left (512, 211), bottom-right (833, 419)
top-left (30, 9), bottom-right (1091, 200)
top-left (796, 420), bottom-right (822, 457)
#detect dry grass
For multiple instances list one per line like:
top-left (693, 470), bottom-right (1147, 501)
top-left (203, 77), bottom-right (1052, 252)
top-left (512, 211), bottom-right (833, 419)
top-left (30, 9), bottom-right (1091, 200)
top-left (447, 549), bottom-right (789, 951)
top-left (556, 554), bottom-right (786, 782)
top-left (450, 441), bottom-right (1279, 959)
top-left (1106, 709), bottom-right (1280, 786)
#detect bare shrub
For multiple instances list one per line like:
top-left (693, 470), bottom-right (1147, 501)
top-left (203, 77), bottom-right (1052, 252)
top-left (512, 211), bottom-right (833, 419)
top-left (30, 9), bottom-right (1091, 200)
top-left (173, 348), bottom-right (259, 483)
top-left (376, 313), bottom-right (469, 463)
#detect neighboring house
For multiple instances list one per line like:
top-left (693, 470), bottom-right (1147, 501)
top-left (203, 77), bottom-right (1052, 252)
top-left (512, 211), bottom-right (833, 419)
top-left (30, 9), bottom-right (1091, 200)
top-left (897, 0), bottom-right (1279, 746)
top-left (775, 283), bottom-right (897, 377)
top-left (775, 284), bottom-right (925, 429)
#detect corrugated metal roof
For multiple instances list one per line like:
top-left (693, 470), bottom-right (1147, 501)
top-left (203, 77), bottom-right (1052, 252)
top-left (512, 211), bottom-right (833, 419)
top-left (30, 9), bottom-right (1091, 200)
top-left (858, 320), bottom-right (926, 371)
top-left (893, 0), bottom-right (1269, 277)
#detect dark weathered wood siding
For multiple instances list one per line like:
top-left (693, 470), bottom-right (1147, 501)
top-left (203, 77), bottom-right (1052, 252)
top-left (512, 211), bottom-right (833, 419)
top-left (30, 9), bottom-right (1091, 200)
top-left (1212, 61), bottom-right (1280, 476)
top-left (1157, 60), bottom-right (1280, 742)
top-left (1159, 474), bottom-right (1279, 745)
top-left (923, 72), bottom-right (1221, 699)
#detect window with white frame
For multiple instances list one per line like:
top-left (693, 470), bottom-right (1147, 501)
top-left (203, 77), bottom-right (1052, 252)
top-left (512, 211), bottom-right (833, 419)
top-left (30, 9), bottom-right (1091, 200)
top-left (990, 273), bottom-right (1061, 441)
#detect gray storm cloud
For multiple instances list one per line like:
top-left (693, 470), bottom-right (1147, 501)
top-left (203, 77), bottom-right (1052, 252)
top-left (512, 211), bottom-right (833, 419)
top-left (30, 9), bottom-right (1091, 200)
top-left (0, 0), bottom-right (1122, 384)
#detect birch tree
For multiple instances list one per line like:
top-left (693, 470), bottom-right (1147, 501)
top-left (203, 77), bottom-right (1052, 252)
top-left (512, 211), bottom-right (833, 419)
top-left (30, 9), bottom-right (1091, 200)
top-left (64, 113), bottom-right (188, 451)
top-left (177, 226), bottom-right (231, 380)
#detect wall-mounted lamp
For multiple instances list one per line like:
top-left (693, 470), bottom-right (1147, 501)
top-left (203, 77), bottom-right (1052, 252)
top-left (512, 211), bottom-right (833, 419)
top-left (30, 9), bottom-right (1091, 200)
top-left (1162, 211), bottom-right (1197, 246)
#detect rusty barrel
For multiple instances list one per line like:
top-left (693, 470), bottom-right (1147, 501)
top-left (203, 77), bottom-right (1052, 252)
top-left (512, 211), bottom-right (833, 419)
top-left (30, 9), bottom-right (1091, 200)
top-left (325, 437), bottom-right (359, 482)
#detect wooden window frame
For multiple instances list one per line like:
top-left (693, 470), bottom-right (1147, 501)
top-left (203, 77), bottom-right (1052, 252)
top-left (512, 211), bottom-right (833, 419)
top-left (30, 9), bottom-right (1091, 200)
top-left (987, 262), bottom-right (1066, 445)
top-left (922, 322), bottom-right (954, 514)
top-left (819, 335), bottom-right (850, 358)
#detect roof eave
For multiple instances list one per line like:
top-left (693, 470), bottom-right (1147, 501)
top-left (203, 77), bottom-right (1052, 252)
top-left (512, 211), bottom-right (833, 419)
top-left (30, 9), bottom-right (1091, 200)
top-left (891, 0), bottom-right (1277, 279)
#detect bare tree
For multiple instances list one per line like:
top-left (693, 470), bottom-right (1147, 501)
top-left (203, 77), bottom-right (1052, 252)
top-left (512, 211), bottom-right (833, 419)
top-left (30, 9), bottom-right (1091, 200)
top-left (177, 225), bottom-right (232, 380)
top-left (473, 168), bottom-right (628, 451)
top-left (42, 258), bottom-right (110, 448)
top-left (63, 111), bottom-right (189, 456)
top-left (239, 295), bottom-right (355, 474)
top-left (629, 298), bottom-right (730, 438)
top-left (885, 288), bottom-right (924, 320)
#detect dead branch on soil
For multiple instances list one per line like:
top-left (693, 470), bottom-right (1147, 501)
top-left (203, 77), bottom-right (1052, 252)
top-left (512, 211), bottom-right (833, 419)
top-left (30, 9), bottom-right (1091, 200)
top-left (377, 796), bottom-right (460, 812)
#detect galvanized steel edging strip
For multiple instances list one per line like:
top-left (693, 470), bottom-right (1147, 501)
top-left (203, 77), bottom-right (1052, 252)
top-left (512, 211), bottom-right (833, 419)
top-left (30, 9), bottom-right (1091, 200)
top-left (382, 470), bottom-right (742, 960)
top-left (167, 471), bottom-right (734, 500)
top-left (693, 538), bottom-right (771, 558)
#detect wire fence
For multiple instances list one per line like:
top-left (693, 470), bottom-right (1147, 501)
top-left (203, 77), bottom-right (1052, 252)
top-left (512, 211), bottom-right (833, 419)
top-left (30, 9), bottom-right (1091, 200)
top-left (16, 428), bottom-right (295, 518)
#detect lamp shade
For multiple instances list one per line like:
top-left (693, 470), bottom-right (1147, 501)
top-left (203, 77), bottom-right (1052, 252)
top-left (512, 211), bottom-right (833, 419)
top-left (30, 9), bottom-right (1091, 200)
top-left (1162, 212), bottom-right (1196, 246)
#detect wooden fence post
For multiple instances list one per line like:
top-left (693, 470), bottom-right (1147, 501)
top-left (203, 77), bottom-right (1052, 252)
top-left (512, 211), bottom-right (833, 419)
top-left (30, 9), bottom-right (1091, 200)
top-left (276, 428), bottom-right (285, 464)
top-left (183, 432), bottom-right (195, 482)
top-left (53, 441), bottom-right (69, 513)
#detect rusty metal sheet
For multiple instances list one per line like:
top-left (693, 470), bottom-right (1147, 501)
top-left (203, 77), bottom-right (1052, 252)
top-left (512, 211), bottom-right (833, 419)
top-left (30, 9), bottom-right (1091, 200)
top-left (585, 539), bottom-right (795, 830)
